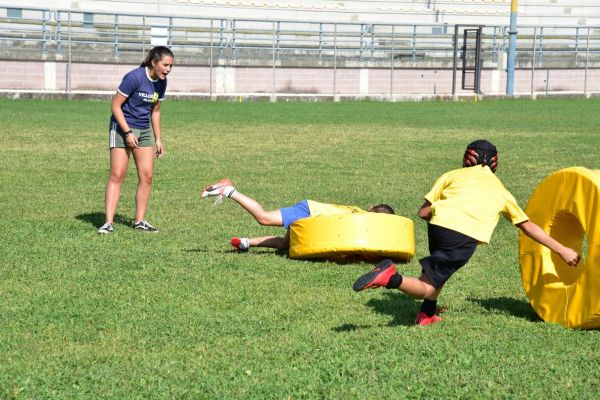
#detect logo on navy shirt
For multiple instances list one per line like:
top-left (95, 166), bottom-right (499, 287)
top-left (138, 91), bottom-right (159, 103)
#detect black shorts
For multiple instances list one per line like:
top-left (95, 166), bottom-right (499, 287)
top-left (419, 224), bottom-right (478, 289)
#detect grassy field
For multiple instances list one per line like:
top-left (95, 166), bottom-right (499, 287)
top-left (1, 98), bottom-right (599, 399)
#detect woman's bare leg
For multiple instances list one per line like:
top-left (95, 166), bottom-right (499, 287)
top-left (104, 148), bottom-right (131, 224)
top-left (132, 147), bottom-right (155, 222)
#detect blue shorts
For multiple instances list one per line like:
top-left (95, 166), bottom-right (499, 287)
top-left (280, 200), bottom-right (311, 229)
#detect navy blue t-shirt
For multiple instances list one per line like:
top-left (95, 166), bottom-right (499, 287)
top-left (112, 66), bottom-right (167, 129)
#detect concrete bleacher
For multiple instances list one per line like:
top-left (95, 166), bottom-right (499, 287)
top-left (2, 1), bottom-right (598, 69)
top-left (5, 0), bottom-right (600, 26)
top-left (1, 1), bottom-right (599, 97)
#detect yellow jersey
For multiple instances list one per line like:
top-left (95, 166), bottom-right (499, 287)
top-left (425, 166), bottom-right (529, 244)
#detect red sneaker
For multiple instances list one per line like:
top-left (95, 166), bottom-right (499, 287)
top-left (415, 312), bottom-right (442, 326)
top-left (231, 237), bottom-right (249, 251)
top-left (352, 259), bottom-right (397, 291)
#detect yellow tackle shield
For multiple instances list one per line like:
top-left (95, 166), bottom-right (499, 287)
top-left (289, 213), bottom-right (414, 262)
top-left (519, 167), bottom-right (600, 329)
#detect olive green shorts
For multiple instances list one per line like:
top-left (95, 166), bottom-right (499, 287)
top-left (109, 120), bottom-right (154, 149)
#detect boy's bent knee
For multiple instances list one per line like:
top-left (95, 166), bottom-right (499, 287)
top-left (418, 274), bottom-right (441, 297)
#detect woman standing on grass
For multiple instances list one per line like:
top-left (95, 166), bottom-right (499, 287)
top-left (98, 46), bottom-right (174, 234)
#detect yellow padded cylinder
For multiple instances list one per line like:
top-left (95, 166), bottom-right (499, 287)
top-left (519, 167), bottom-right (600, 329)
top-left (289, 213), bottom-right (414, 262)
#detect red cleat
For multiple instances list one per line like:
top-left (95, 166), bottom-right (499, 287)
top-left (352, 259), bottom-right (397, 291)
top-left (415, 312), bottom-right (442, 326)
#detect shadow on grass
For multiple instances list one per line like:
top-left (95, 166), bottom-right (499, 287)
top-left (332, 323), bottom-right (372, 332)
top-left (332, 292), bottom-right (419, 333)
top-left (76, 212), bottom-right (134, 228)
top-left (366, 291), bottom-right (421, 327)
top-left (182, 248), bottom-right (289, 257)
top-left (282, 255), bottom-right (412, 266)
top-left (180, 250), bottom-right (406, 267)
top-left (469, 296), bottom-right (542, 323)
top-left (333, 293), bottom-right (419, 332)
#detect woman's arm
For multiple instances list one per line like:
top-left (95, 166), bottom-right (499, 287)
top-left (111, 92), bottom-right (138, 148)
top-left (518, 220), bottom-right (580, 266)
top-left (151, 101), bottom-right (164, 158)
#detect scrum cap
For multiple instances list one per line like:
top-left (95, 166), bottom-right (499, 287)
top-left (463, 140), bottom-right (498, 172)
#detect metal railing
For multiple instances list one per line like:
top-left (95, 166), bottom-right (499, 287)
top-left (2, 6), bottom-right (599, 66)
top-left (1, 6), bottom-right (600, 96)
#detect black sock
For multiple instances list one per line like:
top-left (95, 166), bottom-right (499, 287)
top-left (386, 274), bottom-right (403, 289)
top-left (420, 299), bottom-right (438, 317)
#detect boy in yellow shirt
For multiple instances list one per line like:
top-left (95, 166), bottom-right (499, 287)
top-left (201, 178), bottom-right (394, 251)
top-left (353, 140), bottom-right (580, 326)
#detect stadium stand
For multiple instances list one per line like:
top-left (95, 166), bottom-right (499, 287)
top-left (0, 1), bottom-right (599, 97)
top-left (4, 0), bottom-right (600, 26)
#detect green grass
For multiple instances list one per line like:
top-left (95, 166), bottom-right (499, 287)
top-left (1, 98), bottom-right (599, 399)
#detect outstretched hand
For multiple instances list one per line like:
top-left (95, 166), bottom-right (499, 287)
top-left (560, 247), bottom-right (581, 267)
top-left (518, 220), bottom-right (581, 267)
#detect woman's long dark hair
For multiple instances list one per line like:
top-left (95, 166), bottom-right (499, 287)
top-left (140, 46), bottom-right (174, 68)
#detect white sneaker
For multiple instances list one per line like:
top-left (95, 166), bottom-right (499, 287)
top-left (201, 178), bottom-right (235, 206)
top-left (97, 223), bottom-right (114, 234)
top-left (133, 220), bottom-right (158, 232)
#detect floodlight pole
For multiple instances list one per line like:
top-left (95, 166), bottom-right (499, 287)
top-left (506, 0), bottom-right (518, 96)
